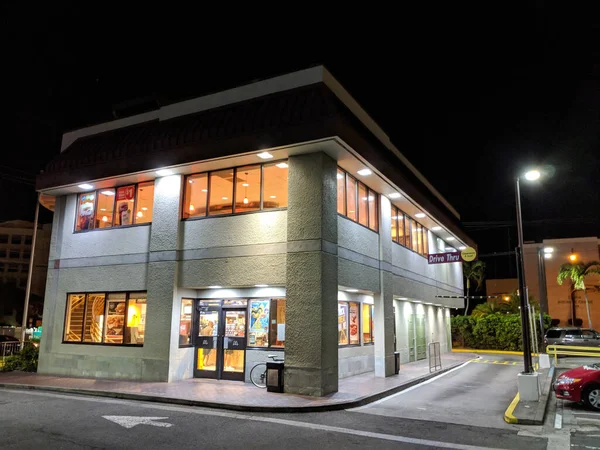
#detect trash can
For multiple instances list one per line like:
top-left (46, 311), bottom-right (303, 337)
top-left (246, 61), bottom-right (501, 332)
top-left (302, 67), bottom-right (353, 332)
top-left (266, 361), bottom-right (284, 393)
top-left (394, 352), bottom-right (400, 374)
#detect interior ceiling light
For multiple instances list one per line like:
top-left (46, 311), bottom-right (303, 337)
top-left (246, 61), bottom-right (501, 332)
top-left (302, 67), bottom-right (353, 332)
top-left (257, 152), bottom-right (273, 159)
top-left (102, 216), bottom-right (108, 222)
top-left (188, 179), bottom-right (194, 184)
top-left (276, 162), bottom-right (288, 168)
top-left (100, 190), bottom-right (115, 196)
top-left (357, 168), bottom-right (372, 176)
top-left (458, 246), bottom-right (466, 250)
top-left (415, 213), bottom-right (426, 218)
top-left (141, 207), bottom-right (148, 211)
top-left (336, 173), bottom-right (344, 179)
top-left (78, 183), bottom-right (93, 190)
top-left (156, 169), bottom-right (174, 176)
top-left (347, 289), bottom-right (359, 293)
top-left (255, 284), bottom-right (269, 287)
top-left (201, 189), bottom-right (208, 192)
top-left (189, 205), bottom-right (195, 211)
top-left (222, 197), bottom-right (228, 200)
top-left (100, 208), bottom-right (106, 211)
top-left (446, 237), bottom-right (455, 241)
top-left (543, 247), bottom-right (554, 253)
top-left (270, 195), bottom-right (277, 199)
top-left (544, 253), bottom-right (552, 259)
top-left (243, 172), bottom-right (249, 204)
top-left (431, 226), bottom-right (442, 231)
top-left (136, 211), bottom-right (143, 218)
top-left (208, 285), bottom-right (222, 289)
top-left (388, 192), bottom-right (401, 199)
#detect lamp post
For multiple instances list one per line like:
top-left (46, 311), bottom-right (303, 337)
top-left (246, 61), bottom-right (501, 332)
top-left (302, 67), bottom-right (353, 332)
top-left (515, 170), bottom-right (540, 375)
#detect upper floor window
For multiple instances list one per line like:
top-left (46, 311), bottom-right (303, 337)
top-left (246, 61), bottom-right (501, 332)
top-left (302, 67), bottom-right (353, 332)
top-left (183, 161), bottom-right (288, 219)
top-left (75, 182), bottom-right (154, 232)
top-left (391, 205), bottom-right (429, 257)
top-left (336, 168), bottom-right (378, 232)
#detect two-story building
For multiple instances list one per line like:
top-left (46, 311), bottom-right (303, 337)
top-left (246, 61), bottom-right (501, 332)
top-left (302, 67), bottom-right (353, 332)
top-left (36, 66), bottom-right (474, 397)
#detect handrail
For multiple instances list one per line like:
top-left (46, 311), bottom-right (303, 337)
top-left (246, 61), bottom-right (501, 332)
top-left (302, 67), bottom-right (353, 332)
top-left (547, 344), bottom-right (600, 365)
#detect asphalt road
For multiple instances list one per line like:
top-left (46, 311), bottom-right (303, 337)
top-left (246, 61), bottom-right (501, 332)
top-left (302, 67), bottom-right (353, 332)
top-left (0, 355), bottom-right (551, 449)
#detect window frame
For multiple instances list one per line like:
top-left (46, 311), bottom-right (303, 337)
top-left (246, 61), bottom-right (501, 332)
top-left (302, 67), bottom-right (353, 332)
top-left (62, 291), bottom-right (147, 347)
top-left (182, 160), bottom-right (289, 221)
top-left (245, 297), bottom-right (287, 350)
top-left (362, 303), bottom-right (375, 345)
top-left (337, 168), bottom-right (379, 232)
top-left (338, 300), bottom-right (361, 347)
top-left (179, 298), bottom-right (194, 348)
top-left (390, 208), bottom-right (431, 258)
top-left (73, 181), bottom-right (154, 233)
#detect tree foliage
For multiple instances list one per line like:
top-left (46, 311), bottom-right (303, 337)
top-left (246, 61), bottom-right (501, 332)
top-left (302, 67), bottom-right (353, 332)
top-left (557, 261), bottom-right (600, 328)
top-left (451, 313), bottom-right (552, 351)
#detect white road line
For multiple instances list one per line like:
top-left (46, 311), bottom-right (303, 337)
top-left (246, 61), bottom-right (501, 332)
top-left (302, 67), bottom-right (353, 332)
top-left (1, 388), bottom-right (500, 450)
top-left (573, 412), bottom-right (600, 416)
top-left (349, 360), bottom-right (472, 410)
top-left (554, 413), bottom-right (562, 429)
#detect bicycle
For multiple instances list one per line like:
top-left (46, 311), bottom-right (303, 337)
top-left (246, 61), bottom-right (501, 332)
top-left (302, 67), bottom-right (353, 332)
top-left (250, 354), bottom-right (284, 388)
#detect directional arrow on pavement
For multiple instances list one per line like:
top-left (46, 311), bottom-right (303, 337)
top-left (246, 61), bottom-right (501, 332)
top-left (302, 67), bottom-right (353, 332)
top-left (102, 416), bottom-right (173, 429)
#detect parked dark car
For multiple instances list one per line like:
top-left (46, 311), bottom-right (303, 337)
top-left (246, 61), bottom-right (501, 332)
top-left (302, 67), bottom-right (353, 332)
top-left (544, 327), bottom-right (600, 348)
top-left (555, 363), bottom-right (600, 410)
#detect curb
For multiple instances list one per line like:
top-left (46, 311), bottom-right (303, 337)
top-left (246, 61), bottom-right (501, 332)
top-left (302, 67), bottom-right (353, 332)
top-left (503, 366), bottom-right (555, 425)
top-left (503, 393), bottom-right (520, 424)
top-left (453, 349), bottom-right (539, 356)
top-left (0, 359), bottom-right (472, 413)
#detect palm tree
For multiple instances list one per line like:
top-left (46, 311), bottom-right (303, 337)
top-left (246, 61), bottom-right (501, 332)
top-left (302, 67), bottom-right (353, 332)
top-left (471, 301), bottom-right (509, 318)
top-left (557, 261), bottom-right (600, 329)
top-left (462, 261), bottom-right (486, 316)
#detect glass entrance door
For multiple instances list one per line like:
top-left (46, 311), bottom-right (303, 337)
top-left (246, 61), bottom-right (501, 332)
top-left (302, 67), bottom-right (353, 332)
top-left (194, 300), bottom-right (247, 381)
top-left (194, 301), bottom-right (220, 378)
top-left (221, 309), bottom-right (246, 381)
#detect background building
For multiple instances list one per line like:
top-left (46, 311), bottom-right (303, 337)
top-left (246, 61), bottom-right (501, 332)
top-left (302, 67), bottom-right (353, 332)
top-left (524, 237), bottom-right (600, 328)
top-left (0, 220), bottom-right (51, 326)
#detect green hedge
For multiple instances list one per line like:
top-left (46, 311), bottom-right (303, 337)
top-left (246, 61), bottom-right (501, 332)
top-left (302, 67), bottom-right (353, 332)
top-left (0, 342), bottom-right (39, 372)
top-left (451, 313), bottom-right (552, 351)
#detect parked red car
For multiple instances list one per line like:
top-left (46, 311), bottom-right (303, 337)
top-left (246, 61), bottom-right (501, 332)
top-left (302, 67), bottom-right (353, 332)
top-left (555, 363), bottom-right (600, 410)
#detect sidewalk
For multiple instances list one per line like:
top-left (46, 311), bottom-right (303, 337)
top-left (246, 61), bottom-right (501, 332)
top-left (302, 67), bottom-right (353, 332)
top-left (0, 352), bottom-right (475, 412)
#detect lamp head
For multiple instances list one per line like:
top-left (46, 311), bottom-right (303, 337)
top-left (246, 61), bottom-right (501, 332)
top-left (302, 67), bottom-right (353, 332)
top-left (524, 170), bottom-right (541, 181)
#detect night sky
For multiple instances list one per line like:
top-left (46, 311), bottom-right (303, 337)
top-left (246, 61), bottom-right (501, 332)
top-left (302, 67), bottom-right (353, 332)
top-left (3, 6), bottom-right (599, 278)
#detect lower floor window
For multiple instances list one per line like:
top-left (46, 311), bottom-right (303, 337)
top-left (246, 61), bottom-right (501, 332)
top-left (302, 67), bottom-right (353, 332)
top-left (248, 298), bottom-right (286, 348)
top-left (338, 301), bottom-right (360, 345)
top-left (362, 303), bottom-right (374, 343)
top-left (64, 291), bottom-right (146, 345)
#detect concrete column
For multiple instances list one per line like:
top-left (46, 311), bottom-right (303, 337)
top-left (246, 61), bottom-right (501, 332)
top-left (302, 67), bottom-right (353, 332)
top-left (142, 174), bottom-right (182, 381)
top-left (284, 152), bottom-right (338, 396)
top-left (374, 195), bottom-right (396, 377)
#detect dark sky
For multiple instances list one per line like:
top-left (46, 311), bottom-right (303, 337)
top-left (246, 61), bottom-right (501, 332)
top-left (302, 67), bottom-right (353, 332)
top-left (2, 5), bottom-right (599, 277)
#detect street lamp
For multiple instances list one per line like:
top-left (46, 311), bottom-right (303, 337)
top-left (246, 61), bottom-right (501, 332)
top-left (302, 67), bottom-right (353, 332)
top-left (515, 170), bottom-right (541, 374)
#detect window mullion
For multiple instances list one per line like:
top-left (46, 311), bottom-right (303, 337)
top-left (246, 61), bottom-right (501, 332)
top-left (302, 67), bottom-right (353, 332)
top-left (232, 168), bottom-right (237, 214)
top-left (260, 165), bottom-right (264, 210)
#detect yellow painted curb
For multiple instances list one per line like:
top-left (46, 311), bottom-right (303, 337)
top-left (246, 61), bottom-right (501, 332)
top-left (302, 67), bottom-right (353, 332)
top-left (452, 349), bottom-right (539, 356)
top-left (504, 393), bottom-right (520, 424)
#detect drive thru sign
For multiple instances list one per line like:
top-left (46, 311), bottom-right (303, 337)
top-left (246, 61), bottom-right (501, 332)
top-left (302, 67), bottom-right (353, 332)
top-left (427, 246), bottom-right (477, 265)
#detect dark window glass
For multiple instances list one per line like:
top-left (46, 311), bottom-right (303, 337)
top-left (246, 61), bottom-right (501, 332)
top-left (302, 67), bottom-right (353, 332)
top-left (545, 330), bottom-right (561, 339)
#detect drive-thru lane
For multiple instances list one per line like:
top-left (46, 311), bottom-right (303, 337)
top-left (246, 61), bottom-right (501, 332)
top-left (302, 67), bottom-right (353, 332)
top-left (351, 354), bottom-right (524, 430)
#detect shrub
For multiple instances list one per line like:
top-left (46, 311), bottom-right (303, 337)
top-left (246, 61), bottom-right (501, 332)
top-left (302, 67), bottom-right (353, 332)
top-left (0, 342), bottom-right (39, 372)
top-left (451, 313), bottom-right (552, 351)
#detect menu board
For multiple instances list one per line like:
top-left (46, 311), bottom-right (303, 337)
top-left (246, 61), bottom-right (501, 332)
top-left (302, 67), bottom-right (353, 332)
top-left (106, 300), bottom-right (125, 344)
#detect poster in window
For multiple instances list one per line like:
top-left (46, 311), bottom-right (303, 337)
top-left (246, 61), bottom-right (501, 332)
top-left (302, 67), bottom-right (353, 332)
top-left (116, 185), bottom-right (135, 226)
top-left (77, 193), bottom-right (95, 230)
top-left (249, 300), bottom-right (270, 347)
top-left (106, 300), bottom-right (125, 343)
top-left (338, 303), bottom-right (348, 345)
top-left (349, 302), bottom-right (359, 345)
